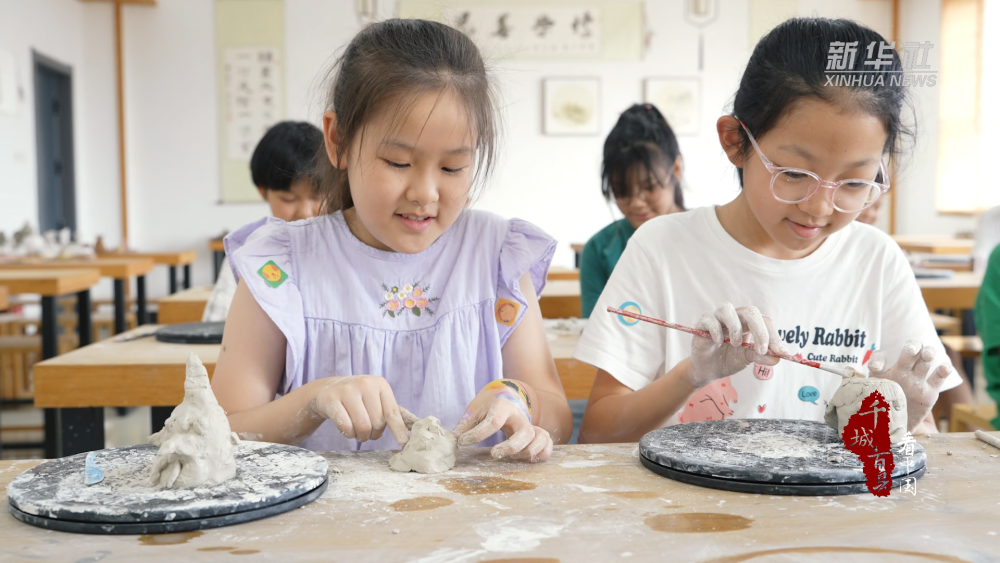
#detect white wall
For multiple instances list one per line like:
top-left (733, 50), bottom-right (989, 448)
top-left (0, 0), bottom-right (123, 299)
top-left (0, 0), bottom-right (87, 236)
top-left (1, 0), bottom-right (973, 298)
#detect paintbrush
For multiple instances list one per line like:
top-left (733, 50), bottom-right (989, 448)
top-left (606, 306), bottom-right (861, 379)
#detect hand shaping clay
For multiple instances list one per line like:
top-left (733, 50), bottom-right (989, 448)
top-left (389, 416), bottom-right (457, 474)
top-left (148, 352), bottom-right (240, 488)
top-left (824, 376), bottom-right (908, 445)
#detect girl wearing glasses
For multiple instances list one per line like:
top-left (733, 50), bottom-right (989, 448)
top-left (579, 104), bottom-right (686, 318)
top-left (575, 17), bottom-right (962, 443)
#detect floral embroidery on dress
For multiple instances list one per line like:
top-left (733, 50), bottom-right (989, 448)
top-left (380, 282), bottom-right (439, 318)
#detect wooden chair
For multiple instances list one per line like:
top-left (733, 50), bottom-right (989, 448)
top-left (0, 335), bottom-right (41, 401)
top-left (951, 403), bottom-right (997, 432)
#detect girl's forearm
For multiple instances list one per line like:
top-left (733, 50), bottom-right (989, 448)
top-left (507, 379), bottom-right (574, 445)
top-left (226, 379), bottom-right (326, 445)
top-left (578, 358), bottom-right (699, 444)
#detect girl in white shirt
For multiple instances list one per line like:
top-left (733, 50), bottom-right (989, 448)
top-left (575, 17), bottom-right (962, 442)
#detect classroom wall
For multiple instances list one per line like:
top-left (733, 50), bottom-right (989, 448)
top-left (0, 0), bottom-right (125, 299)
top-left (1, 0), bottom-right (977, 299)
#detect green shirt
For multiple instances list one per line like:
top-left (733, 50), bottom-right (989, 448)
top-left (974, 243), bottom-right (1000, 428)
top-left (580, 219), bottom-right (635, 318)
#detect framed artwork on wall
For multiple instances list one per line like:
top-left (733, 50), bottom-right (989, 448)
top-left (643, 77), bottom-right (700, 136)
top-left (542, 77), bottom-right (601, 136)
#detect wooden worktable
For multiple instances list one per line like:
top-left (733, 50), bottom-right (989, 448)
top-left (106, 250), bottom-right (197, 294)
top-left (33, 325), bottom-right (594, 408)
top-left (894, 235), bottom-right (975, 255)
top-left (0, 285), bottom-right (8, 310)
top-left (539, 279), bottom-right (582, 318)
top-left (112, 250), bottom-right (197, 267)
top-left (1, 433), bottom-right (997, 561)
top-left (33, 326), bottom-right (219, 408)
top-left (0, 257), bottom-right (155, 279)
top-left (158, 285), bottom-right (212, 325)
top-left (918, 272), bottom-right (983, 311)
top-left (0, 268), bottom-right (101, 296)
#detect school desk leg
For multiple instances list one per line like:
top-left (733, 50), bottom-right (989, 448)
top-left (41, 295), bottom-right (58, 458)
top-left (962, 310), bottom-right (976, 390)
top-left (213, 250), bottom-right (223, 282)
top-left (113, 279), bottom-right (126, 334)
top-left (55, 408), bottom-right (105, 457)
top-left (77, 289), bottom-right (92, 346)
top-left (136, 275), bottom-right (148, 325)
top-left (168, 266), bottom-right (178, 294)
top-left (151, 406), bottom-right (173, 434)
top-left (183, 264), bottom-right (191, 289)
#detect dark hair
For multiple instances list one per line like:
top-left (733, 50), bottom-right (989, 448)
top-left (601, 103), bottom-right (685, 210)
top-left (250, 121), bottom-right (324, 191)
top-left (731, 17), bottom-right (912, 186)
top-left (317, 19), bottom-right (500, 214)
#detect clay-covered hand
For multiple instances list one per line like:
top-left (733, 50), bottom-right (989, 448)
top-left (309, 375), bottom-right (411, 446)
top-left (689, 302), bottom-right (786, 388)
top-left (453, 379), bottom-right (551, 463)
top-left (868, 340), bottom-right (951, 431)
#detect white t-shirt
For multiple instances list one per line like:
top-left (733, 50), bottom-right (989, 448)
top-left (574, 206), bottom-right (962, 426)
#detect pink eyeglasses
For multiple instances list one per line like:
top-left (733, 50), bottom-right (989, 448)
top-left (739, 120), bottom-right (890, 213)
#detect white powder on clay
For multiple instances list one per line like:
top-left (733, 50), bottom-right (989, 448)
top-left (148, 352), bottom-right (240, 488)
top-left (824, 376), bottom-right (907, 445)
top-left (388, 416), bottom-right (457, 474)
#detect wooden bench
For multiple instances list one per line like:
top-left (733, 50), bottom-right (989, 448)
top-left (951, 403), bottom-right (997, 432)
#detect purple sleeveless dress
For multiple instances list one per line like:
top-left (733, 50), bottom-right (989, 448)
top-left (225, 210), bottom-right (556, 451)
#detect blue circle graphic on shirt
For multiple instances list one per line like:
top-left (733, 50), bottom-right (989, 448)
top-left (798, 386), bottom-right (820, 405)
top-left (617, 301), bottom-right (642, 327)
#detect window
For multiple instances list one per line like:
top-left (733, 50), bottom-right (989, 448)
top-left (937, 0), bottom-right (999, 213)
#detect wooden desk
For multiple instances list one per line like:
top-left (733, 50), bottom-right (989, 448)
top-left (31, 324), bottom-right (593, 422)
top-left (2, 434), bottom-right (998, 561)
top-left (33, 326), bottom-right (219, 409)
top-left (894, 235), bottom-right (975, 255)
top-left (209, 239), bottom-right (226, 282)
top-left (918, 272), bottom-right (982, 311)
top-left (546, 266), bottom-right (580, 281)
top-left (550, 331), bottom-right (595, 400)
top-left (0, 285), bottom-right (7, 311)
top-left (107, 250), bottom-right (197, 294)
top-left (940, 335), bottom-right (983, 359)
top-left (158, 286), bottom-right (212, 324)
top-left (0, 268), bottom-right (101, 458)
top-left (539, 279), bottom-right (581, 318)
top-left (0, 257), bottom-right (155, 331)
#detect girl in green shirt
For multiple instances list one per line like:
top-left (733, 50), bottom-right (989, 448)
top-left (975, 244), bottom-right (1000, 429)
top-left (580, 104), bottom-right (686, 317)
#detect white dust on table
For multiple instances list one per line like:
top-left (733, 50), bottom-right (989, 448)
top-left (474, 516), bottom-right (572, 552)
top-left (319, 451), bottom-right (496, 505)
top-left (559, 459), bottom-right (611, 468)
top-left (565, 484), bottom-right (609, 493)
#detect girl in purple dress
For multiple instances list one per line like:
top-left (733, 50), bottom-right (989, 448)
top-left (211, 19), bottom-right (572, 462)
